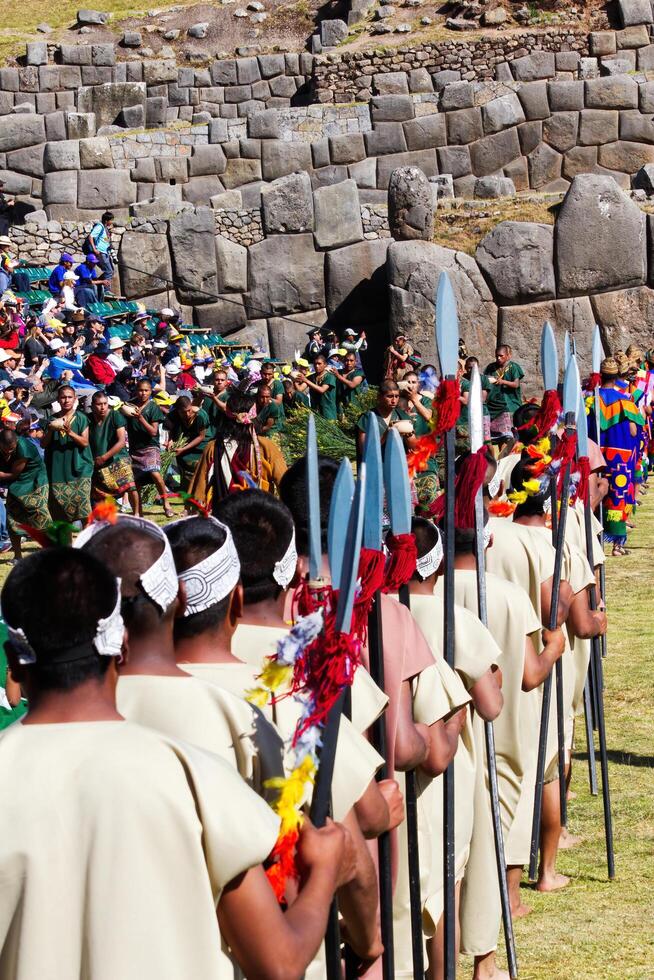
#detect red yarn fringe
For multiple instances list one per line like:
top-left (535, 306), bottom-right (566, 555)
top-left (429, 447), bottom-right (488, 530)
top-left (382, 532), bottom-right (417, 593)
top-left (535, 388), bottom-right (562, 441)
top-left (265, 828), bottom-right (299, 902)
top-left (586, 372), bottom-right (601, 392)
top-left (352, 547), bottom-right (386, 640)
top-left (406, 378), bottom-right (461, 476)
top-left (551, 429), bottom-right (577, 494)
top-left (487, 499), bottom-right (516, 517)
top-left (576, 455), bottom-right (591, 505)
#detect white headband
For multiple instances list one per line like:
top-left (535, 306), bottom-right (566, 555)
top-left (74, 516), bottom-right (179, 613)
top-left (487, 470), bottom-right (501, 499)
top-left (272, 529), bottom-right (297, 589)
top-left (483, 524), bottom-right (491, 551)
top-left (5, 581), bottom-right (124, 665)
top-left (167, 516), bottom-right (241, 616)
top-left (416, 529), bottom-right (444, 580)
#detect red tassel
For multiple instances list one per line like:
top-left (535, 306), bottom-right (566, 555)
top-left (551, 429), bottom-right (577, 494)
top-left (535, 388), bottom-right (562, 441)
top-left (352, 547), bottom-right (386, 641)
top-left (382, 532), bottom-right (417, 593)
top-left (406, 378), bottom-right (461, 476)
top-left (429, 447), bottom-right (488, 529)
top-left (586, 372), bottom-right (601, 393)
top-left (576, 455), bottom-right (591, 505)
top-left (265, 828), bottom-right (300, 902)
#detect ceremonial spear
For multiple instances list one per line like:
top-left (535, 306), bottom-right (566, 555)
top-left (577, 391), bottom-right (615, 879)
top-left (384, 426), bottom-right (424, 979)
top-left (468, 365), bottom-right (518, 980)
top-left (435, 270), bottom-right (460, 979)
top-left (592, 325), bottom-right (609, 663)
top-left (529, 354), bottom-right (580, 881)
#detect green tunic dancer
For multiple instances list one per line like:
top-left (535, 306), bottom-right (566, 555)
top-left (43, 386), bottom-right (94, 523)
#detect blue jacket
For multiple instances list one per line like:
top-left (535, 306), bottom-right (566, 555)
top-left (47, 264), bottom-right (68, 296)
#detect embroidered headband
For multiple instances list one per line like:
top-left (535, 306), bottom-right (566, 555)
top-left (166, 515), bottom-right (241, 616)
top-left (416, 528), bottom-right (444, 580)
top-left (487, 469), bottom-right (501, 499)
top-left (75, 515), bottom-right (179, 614)
top-left (272, 529), bottom-right (298, 590)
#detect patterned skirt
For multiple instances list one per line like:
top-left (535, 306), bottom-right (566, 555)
top-left (49, 477), bottom-right (92, 524)
top-left (130, 446), bottom-right (162, 483)
top-left (6, 484), bottom-right (51, 534)
top-left (93, 456), bottom-right (136, 498)
top-left (489, 412), bottom-right (513, 438)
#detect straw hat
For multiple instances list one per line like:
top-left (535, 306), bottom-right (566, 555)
top-left (600, 356), bottom-right (618, 376)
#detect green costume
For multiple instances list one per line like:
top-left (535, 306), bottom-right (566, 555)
top-left (5, 437), bottom-right (50, 533)
top-left (484, 360), bottom-right (524, 419)
top-left (168, 408), bottom-right (211, 490)
top-left (337, 369), bottom-right (366, 412)
top-left (45, 411), bottom-right (94, 523)
top-left (0, 620), bottom-right (27, 731)
top-left (257, 401), bottom-right (285, 433)
top-left (88, 410), bottom-right (136, 498)
top-left (126, 401), bottom-right (166, 483)
top-left (311, 371), bottom-right (337, 420)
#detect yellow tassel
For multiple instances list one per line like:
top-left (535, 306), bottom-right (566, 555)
top-left (507, 490), bottom-right (528, 504)
top-left (522, 478), bottom-right (541, 495)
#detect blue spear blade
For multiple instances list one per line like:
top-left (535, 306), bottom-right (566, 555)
top-left (562, 354), bottom-right (580, 417)
top-left (592, 325), bottom-right (604, 377)
top-left (383, 427), bottom-right (412, 536)
top-left (335, 463), bottom-right (367, 634)
top-left (563, 331), bottom-right (571, 370)
top-left (540, 321), bottom-right (559, 393)
top-left (306, 413), bottom-right (322, 580)
top-left (435, 270), bottom-right (459, 379)
top-left (362, 412), bottom-right (383, 551)
top-left (577, 390), bottom-right (589, 459)
top-left (468, 364), bottom-right (484, 454)
top-left (327, 458), bottom-right (355, 590)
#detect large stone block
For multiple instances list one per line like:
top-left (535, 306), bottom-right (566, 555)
top-left (617, 0), bottom-right (653, 26)
top-left (349, 157), bottom-right (377, 189)
top-left (118, 231), bottom-right (172, 298)
top-left (215, 236), bottom-right (248, 294)
top-left (518, 120), bottom-right (543, 156)
top-left (555, 174), bottom-right (647, 296)
top-left (371, 95), bottom-right (415, 122)
top-left (222, 158), bottom-right (262, 188)
top-left (388, 166), bottom-right (434, 241)
top-left (517, 81), bottom-right (551, 121)
top-left (482, 94), bottom-right (525, 135)
top-left (598, 140), bottom-right (654, 173)
top-left (584, 76), bottom-right (638, 109)
top-left (440, 81), bottom-right (474, 111)
top-left (0, 114), bottom-right (45, 152)
top-left (475, 221), bottom-right (555, 304)
top-left (542, 112), bottom-right (579, 154)
top-left (261, 140), bottom-right (313, 181)
top-left (326, 238), bottom-right (390, 324)
top-left (437, 145), bottom-right (472, 178)
top-left (592, 285), bottom-right (654, 353)
top-left (313, 179), bottom-right (363, 249)
top-left (311, 165), bottom-right (348, 189)
top-left (248, 110), bottom-right (280, 139)
top-left (619, 110), bottom-right (654, 144)
top-left (38, 66), bottom-right (82, 92)
top-left (261, 171), bottom-right (314, 234)
top-left (168, 208), bottom-right (219, 305)
top-left (376, 149), bottom-right (438, 189)
top-left (77, 169), bottom-right (136, 209)
top-left (403, 114), bottom-right (447, 151)
top-left (182, 176), bottom-right (224, 205)
top-left (365, 123), bottom-right (408, 156)
top-left (6, 144), bottom-right (45, 178)
top-left (66, 112), bottom-right (96, 140)
top-left (498, 297), bottom-right (594, 394)
top-left (446, 107), bottom-right (483, 145)
top-left (528, 143), bottom-right (563, 189)
top-left (143, 60), bottom-right (178, 85)
top-left (329, 134), bottom-right (366, 165)
top-left (637, 44), bottom-right (654, 70)
top-left (268, 309), bottom-right (327, 362)
top-left (374, 71), bottom-right (409, 95)
top-left (78, 82), bottom-right (146, 128)
top-left (79, 136), bottom-right (113, 169)
top-left (386, 240), bottom-right (497, 366)
top-left (194, 295), bottom-right (247, 334)
top-left (563, 145), bottom-right (599, 180)
top-left (188, 144), bottom-right (227, 177)
top-left (470, 128), bottom-right (521, 177)
top-left (503, 156), bottom-right (529, 192)
top-left (44, 140), bottom-right (80, 172)
top-left (42, 170), bottom-right (78, 205)
top-left (511, 52), bottom-right (556, 81)
top-left (547, 80), bottom-right (584, 112)
top-left (247, 233), bottom-right (325, 317)
top-left (578, 108), bottom-right (619, 145)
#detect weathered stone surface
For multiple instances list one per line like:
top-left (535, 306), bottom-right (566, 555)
top-left (188, 144), bottom-right (227, 176)
top-left (592, 285), bottom-right (654, 353)
top-left (517, 120), bottom-right (542, 156)
top-left (376, 149), bottom-right (437, 189)
top-left (268, 309), bottom-right (326, 361)
top-left (326, 238), bottom-right (390, 324)
top-left (374, 71), bottom-right (409, 95)
top-left (311, 165), bottom-right (348, 189)
top-left (408, 68), bottom-right (433, 94)
top-left (156, 158), bottom-right (188, 183)
top-left (556, 174), bottom-right (647, 297)
top-left (548, 80), bottom-right (584, 112)
top-left (44, 140), bottom-right (80, 172)
top-left (169, 208), bottom-right (219, 304)
top-left (498, 297), bottom-right (594, 393)
top-left (143, 60), bottom-right (178, 85)
top-left (365, 122), bottom-right (408, 156)
top-left (617, 0), bottom-right (653, 26)
top-left (0, 114), bottom-right (45, 152)
top-left (482, 94), bottom-right (525, 134)
top-left (261, 171), bottom-right (314, 234)
top-left (349, 157), bottom-right (376, 189)
top-left (42, 170), bottom-right (78, 205)
top-left (313, 179), bottom-right (363, 249)
top-left (26, 43), bottom-right (48, 66)
top-left (511, 52), bottom-right (556, 81)
top-left (78, 9), bottom-right (109, 25)
top-left (78, 136), bottom-right (112, 169)
top-left (563, 145), bottom-right (598, 179)
top-left (584, 76), bottom-right (638, 109)
top-left (476, 221), bottom-right (555, 304)
top-left (578, 108), bottom-right (619, 145)
top-left (247, 233), bottom-right (325, 316)
top-left (329, 133), bottom-right (366, 165)
top-left (437, 145), bottom-right (472, 178)
top-left (637, 44), bottom-right (654, 70)
top-left (0, 171), bottom-right (32, 195)
top-left (387, 240), bottom-right (497, 366)
top-left (598, 140), bottom-right (654, 172)
top-left (470, 128), bottom-right (521, 177)
top-left (388, 166), bottom-right (434, 241)
top-left (542, 112), bottom-right (579, 154)
top-left (78, 82), bottom-right (146, 127)
top-left (474, 175), bottom-right (516, 198)
top-left (503, 156), bottom-right (529, 192)
top-left (440, 81), bottom-right (474, 111)
top-left (528, 142), bottom-right (563, 189)
top-left (247, 109), bottom-right (280, 139)
top-left (321, 19), bottom-right (348, 47)
top-left (182, 176), bottom-right (224, 205)
top-left (221, 159), bottom-right (262, 188)
top-left (517, 81), bottom-right (551, 121)
top-left (590, 31), bottom-right (617, 56)
top-left (261, 140), bottom-right (312, 180)
top-left (619, 109), bottom-right (654, 143)
top-left (6, 144), bottom-right (45, 178)
top-left (215, 236), bottom-right (247, 293)
top-left (77, 169), bottom-right (136, 209)
top-left (371, 95), bottom-right (415, 122)
top-left (118, 231), bottom-right (172, 297)
top-left (38, 66), bottom-right (82, 92)
top-left (194, 295), bottom-right (246, 334)
top-left (65, 112), bottom-right (96, 139)
top-left (403, 114), bottom-right (447, 151)
top-left (446, 107), bottom-right (483, 145)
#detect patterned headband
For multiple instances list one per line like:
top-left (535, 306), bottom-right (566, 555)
top-left (166, 515), bottom-right (241, 616)
top-left (272, 529), bottom-right (298, 590)
top-left (416, 528), bottom-right (444, 580)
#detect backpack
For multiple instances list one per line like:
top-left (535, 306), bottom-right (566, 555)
top-left (82, 222), bottom-right (102, 255)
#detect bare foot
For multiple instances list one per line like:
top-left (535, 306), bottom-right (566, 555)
top-left (511, 902), bottom-right (532, 919)
top-left (472, 966), bottom-right (510, 980)
top-left (559, 830), bottom-right (583, 850)
top-left (536, 872), bottom-right (570, 893)
top-left (566, 789), bottom-right (577, 801)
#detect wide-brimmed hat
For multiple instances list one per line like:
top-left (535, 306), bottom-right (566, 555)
top-left (108, 337), bottom-right (125, 350)
top-left (600, 356), bottom-right (618, 376)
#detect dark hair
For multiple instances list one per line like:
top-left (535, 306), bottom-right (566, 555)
top-left (102, 211), bottom-right (114, 224)
top-left (81, 523), bottom-right (172, 638)
top-left (279, 454), bottom-right (340, 554)
top-left (58, 384), bottom-right (75, 398)
top-left (164, 518), bottom-right (232, 640)
top-left (215, 490), bottom-right (295, 604)
top-left (510, 455), bottom-right (550, 517)
top-left (380, 380), bottom-right (400, 395)
top-left (216, 390), bottom-right (257, 442)
top-left (0, 428), bottom-right (17, 448)
top-left (175, 395), bottom-right (192, 411)
top-left (261, 362), bottom-right (274, 371)
top-left (2, 548), bottom-right (118, 691)
top-left (91, 390), bottom-right (108, 405)
top-left (512, 403), bottom-right (540, 445)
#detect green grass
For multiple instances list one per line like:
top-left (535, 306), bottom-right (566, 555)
top-left (497, 491), bottom-right (654, 978)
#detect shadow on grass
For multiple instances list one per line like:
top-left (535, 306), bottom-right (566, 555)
top-left (576, 749), bottom-right (654, 769)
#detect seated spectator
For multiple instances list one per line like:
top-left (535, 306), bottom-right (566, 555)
top-left (74, 254), bottom-right (105, 309)
top-left (47, 253), bottom-right (74, 297)
top-left (84, 339), bottom-right (116, 388)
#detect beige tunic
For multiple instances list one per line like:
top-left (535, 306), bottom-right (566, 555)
top-left (0, 720), bottom-right (279, 980)
top-left (566, 501), bottom-right (603, 718)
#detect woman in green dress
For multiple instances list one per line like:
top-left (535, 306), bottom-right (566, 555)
top-left (88, 391), bottom-right (139, 514)
top-left (356, 380), bottom-right (415, 459)
top-left (0, 428), bottom-right (51, 559)
top-left (166, 395), bottom-right (210, 492)
top-left (42, 384), bottom-right (94, 524)
top-left (398, 370), bottom-right (440, 510)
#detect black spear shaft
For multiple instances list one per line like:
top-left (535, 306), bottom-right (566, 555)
top-left (398, 581), bottom-right (425, 980)
top-left (583, 675), bottom-right (598, 796)
top-left (443, 424), bottom-right (457, 979)
top-left (582, 501), bottom-right (616, 879)
top-left (528, 423), bottom-right (574, 882)
top-left (473, 493), bottom-right (518, 979)
top-left (368, 595), bottom-right (395, 980)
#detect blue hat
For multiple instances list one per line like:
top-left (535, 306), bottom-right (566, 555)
top-left (95, 339), bottom-right (109, 353)
top-left (61, 253), bottom-right (73, 264)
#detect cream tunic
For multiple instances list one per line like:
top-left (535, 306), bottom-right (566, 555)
top-left (0, 720), bottom-right (279, 980)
